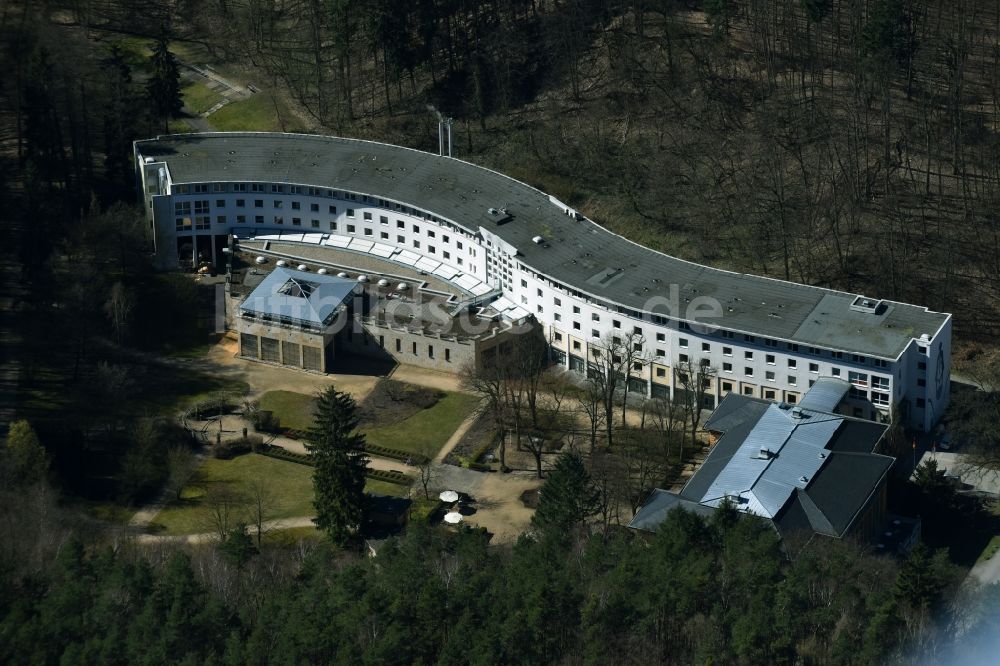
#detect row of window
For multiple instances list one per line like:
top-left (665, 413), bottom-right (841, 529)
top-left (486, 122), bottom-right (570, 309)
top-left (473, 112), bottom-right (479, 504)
top-left (172, 176), bottom-right (491, 243)
top-left (551, 332), bottom-right (891, 391)
top-left (521, 271), bottom-right (895, 368)
top-left (174, 196), bottom-right (480, 264)
top-left (553, 318), bottom-right (894, 373)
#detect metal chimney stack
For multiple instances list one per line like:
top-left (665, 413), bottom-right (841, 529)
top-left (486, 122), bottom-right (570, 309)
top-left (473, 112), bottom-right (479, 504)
top-left (437, 118), bottom-right (454, 157)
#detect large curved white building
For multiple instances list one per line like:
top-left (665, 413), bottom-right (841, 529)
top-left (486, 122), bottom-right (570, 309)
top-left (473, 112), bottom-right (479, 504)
top-left (134, 133), bottom-right (951, 431)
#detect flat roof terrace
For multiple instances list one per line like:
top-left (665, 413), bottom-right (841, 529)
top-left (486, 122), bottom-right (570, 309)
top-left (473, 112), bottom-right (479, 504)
top-left (137, 132), bottom-right (950, 358)
top-left (238, 240), bottom-right (464, 297)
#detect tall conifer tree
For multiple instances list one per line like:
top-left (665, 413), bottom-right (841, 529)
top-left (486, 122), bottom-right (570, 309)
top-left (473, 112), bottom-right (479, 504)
top-left (306, 386), bottom-right (369, 544)
top-left (146, 32), bottom-right (182, 133)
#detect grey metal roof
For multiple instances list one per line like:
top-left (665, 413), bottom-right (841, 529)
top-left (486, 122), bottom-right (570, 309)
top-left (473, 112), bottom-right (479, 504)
top-left (700, 404), bottom-right (845, 517)
top-left (681, 391), bottom-right (892, 538)
top-left (135, 132), bottom-right (950, 358)
top-left (682, 395), bottom-right (771, 502)
top-left (627, 489), bottom-right (717, 532)
top-left (703, 393), bottom-right (771, 432)
top-left (240, 267), bottom-right (356, 326)
top-left (797, 377), bottom-right (851, 412)
top-left (702, 406), bottom-right (794, 504)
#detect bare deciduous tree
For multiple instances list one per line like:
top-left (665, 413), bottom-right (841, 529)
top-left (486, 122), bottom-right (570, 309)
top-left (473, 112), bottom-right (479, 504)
top-left (415, 441), bottom-right (439, 500)
top-left (461, 357), bottom-right (509, 469)
top-left (675, 358), bottom-right (717, 464)
top-left (203, 485), bottom-right (246, 542)
top-left (586, 331), bottom-right (647, 450)
top-left (104, 281), bottom-right (135, 345)
top-left (246, 477), bottom-right (278, 549)
top-left (166, 445), bottom-right (198, 501)
top-left (577, 380), bottom-right (607, 455)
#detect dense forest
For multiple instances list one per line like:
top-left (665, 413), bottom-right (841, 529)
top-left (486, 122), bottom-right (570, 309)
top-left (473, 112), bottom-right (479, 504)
top-left (3, 1), bottom-right (1000, 664)
top-left (2, 458), bottom-right (998, 665)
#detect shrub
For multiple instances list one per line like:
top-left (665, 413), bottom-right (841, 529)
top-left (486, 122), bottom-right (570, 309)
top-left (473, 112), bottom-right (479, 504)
top-left (213, 438), bottom-right (251, 460)
top-left (410, 499), bottom-right (443, 523)
top-left (246, 434), bottom-right (264, 453)
top-left (254, 410), bottom-right (280, 433)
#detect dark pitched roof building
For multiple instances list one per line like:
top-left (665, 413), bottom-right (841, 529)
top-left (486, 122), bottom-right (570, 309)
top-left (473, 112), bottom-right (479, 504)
top-left (629, 386), bottom-right (894, 543)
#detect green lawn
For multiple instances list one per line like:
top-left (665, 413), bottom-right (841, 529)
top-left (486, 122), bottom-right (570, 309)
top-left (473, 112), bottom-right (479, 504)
top-left (259, 390), bottom-right (317, 431)
top-left (259, 387), bottom-right (479, 459)
top-left (210, 93), bottom-right (300, 132)
top-left (364, 392), bottom-right (479, 458)
top-left (182, 81), bottom-right (225, 115)
top-left (365, 479), bottom-right (411, 498)
top-left (264, 525), bottom-right (322, 546)
top-left (106, 36), bottom-right (153, 69)
top-left (149, 453), bottom-right (410, 535)
top-left (150, 453), bottom-right (314, 535)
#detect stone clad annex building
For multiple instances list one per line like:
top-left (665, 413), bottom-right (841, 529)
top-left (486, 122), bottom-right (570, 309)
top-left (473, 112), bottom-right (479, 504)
top-left (135, 132), bottom-right (952, 431)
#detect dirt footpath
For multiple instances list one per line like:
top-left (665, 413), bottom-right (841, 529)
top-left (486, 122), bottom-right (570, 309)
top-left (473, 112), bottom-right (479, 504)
top-left (467, 472), bottom-right (542, 543)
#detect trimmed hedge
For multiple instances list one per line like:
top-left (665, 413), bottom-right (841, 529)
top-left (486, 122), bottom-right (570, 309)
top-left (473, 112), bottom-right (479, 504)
top-left (259, 447), bottom-right (413, 487)
top-left (260, 447), bottom-right (311, 466)
top-left (263, 446), bottom-right (428, 465)
top-left (366, 444), bottom-right (429, 466)
top-left (368, 469), bottom-right (413, 486)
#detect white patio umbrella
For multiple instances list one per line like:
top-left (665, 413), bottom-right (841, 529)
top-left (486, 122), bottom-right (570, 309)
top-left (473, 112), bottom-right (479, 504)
top-left (444, 512), bottom-right (463, 524)
top-left (439, 490), bottom-right (459, 503)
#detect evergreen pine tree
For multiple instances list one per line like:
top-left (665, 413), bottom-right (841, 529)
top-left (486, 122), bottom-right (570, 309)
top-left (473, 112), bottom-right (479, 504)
top-left (146, 32), bottom-right (183, 133)
top-left (306, 386), bottom-right (369, 545)
top-left (531, 451), bottom-right (599, 537)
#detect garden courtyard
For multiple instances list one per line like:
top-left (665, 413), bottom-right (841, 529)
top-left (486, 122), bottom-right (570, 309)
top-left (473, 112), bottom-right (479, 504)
top-left (132, 337), bottom-right (545, 543)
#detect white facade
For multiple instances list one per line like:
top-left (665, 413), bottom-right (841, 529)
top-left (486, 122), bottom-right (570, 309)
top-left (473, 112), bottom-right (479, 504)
top-left (135, 135), bottom-right (952, 432)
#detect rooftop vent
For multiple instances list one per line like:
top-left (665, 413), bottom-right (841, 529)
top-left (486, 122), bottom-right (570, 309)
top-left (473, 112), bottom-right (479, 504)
top-left (337, 271), bottom-right (348, 278)
top-left (799, 475), bottom-right (809, 484)
top-left (791, 407), bottom-right (804, 419)
top-left (532, 235), bottom-right (545, 244)
top-left (849, 296), bottom-right (883, 314)
top-left (758, 447), bottom-right (773, 460)
top-left (485, 207), bottom-right (512, 225)
top-left (297, 264), bottom-right (308, 271)
top-left (317, 268), bottom-right (328, 275)
top-left (276, 260), bottom-right (288, 267)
